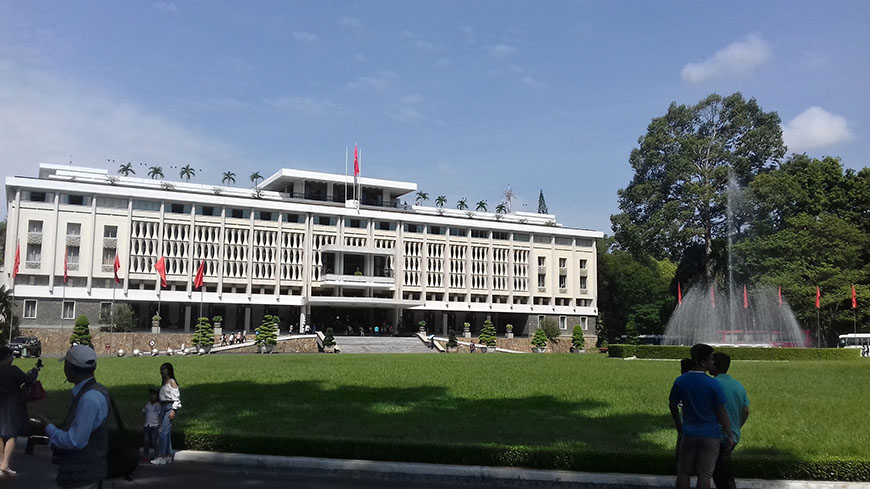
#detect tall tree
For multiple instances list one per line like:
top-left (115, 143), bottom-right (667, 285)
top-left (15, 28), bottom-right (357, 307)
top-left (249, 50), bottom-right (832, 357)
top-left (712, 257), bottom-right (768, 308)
top-left (117, 162), bottom-right (135, 176)
top-left (537, 190), bottom-right (548, 214)
top-left (611, 92), bottom-right (785, 278)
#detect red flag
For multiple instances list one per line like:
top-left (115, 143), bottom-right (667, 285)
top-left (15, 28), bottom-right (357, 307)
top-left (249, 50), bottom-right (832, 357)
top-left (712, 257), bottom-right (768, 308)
top-left (743, 285), bottom-right (748, 309)
top-left (63, 246), bottom-right (69, 284)
top-left (154, 256), bottom-right (167, 288)
top-left (353, 143), bottom-right (359, 177)
top-left (113, 255), bottom-right (121, 284)
top-left (778, 286), bottom-right (782, 307)
top-left (193, 260), bottom-right (205, 290)
top-left (12, 242), bottom-right (20, 280)
top-left (852, 284), bottom-right (857, 310)
top-left (815, 286), bottom-right (821, 309)
top-left (710, 284), bottom-right (716, 309)
top-left (677, 283), bottom-right (682, 305)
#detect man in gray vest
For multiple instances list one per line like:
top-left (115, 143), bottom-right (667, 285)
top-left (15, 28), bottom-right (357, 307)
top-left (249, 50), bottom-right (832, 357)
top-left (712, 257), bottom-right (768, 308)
top-left (37, 345), bottom-right (109, 489)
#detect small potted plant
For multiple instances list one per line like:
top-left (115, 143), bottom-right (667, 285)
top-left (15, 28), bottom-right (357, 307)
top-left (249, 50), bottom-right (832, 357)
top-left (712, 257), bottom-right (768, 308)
top-left (506, 323), bottom-right (514, 339)
top-left (322, 327), bottom-right (336, 353)
top-left (418, 320), bottom-right (427, 334)
top-left (151, 314), bottom-right (161, 333)
top-left (571, 325), bottom-right (586, 353)
top-left (447, 329), bottom-right (458, 352)
top-left (212, 315), bottom-right (223, 335)
top-left (462, 321), bottom-right (471, 338)
top-left (531, 328), bottom-right (548, 353)
top-left (255, 315), bottom-right (279, 353)
top-left (191, 317), bottom-right (214, 354)
top-left (478, 320), bottom-right (497, 352)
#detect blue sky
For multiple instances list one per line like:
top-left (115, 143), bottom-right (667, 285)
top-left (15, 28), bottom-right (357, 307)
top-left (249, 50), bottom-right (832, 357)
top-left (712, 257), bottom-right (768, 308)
top-left (1, 1), bottom-right (867, 233)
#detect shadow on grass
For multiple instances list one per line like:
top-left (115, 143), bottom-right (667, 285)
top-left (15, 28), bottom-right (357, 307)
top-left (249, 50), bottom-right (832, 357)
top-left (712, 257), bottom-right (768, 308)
top-left (31, 381), bottom-right (867, 480)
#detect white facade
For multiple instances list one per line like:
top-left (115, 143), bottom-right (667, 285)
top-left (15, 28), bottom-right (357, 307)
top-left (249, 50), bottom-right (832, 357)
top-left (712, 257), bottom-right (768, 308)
top-left (5, 164), bottom-right (602, 335)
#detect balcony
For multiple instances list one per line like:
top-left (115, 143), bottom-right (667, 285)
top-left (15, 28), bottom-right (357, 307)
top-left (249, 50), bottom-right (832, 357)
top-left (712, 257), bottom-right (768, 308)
top-left (559, 266), bottom-right (567, 275)
top-left (102, 264), bottom-right (115, 273)
top-left (27, 232), bottom-right (42, 244)
top-left (319, 243), bottom-right (393, 255)
top-left (559, 287), bottom-right (568, 294)
top-left (25, 261), bottom-right (41, 269)
top-left (103, 237), bottom-right (118, 248)
top-left (319, 274), bottom-right (395, 289)
top-left (537, 265), bottom-right (547, 273)
top-left (537, 286), bottom-right (547, 293)
top-left (66, 236), bottom-right (81, 247)
top-left (578, 269), bottom-right (588, 277)
top-left (67, 263), bottom-right (79, 271)
top-left (578, 288), bottom-right (589, 296)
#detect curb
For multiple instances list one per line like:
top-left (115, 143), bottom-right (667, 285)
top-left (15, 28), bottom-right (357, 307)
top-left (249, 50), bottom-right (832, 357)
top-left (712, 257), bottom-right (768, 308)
top-left (173, 450), bottom-right (870, 489)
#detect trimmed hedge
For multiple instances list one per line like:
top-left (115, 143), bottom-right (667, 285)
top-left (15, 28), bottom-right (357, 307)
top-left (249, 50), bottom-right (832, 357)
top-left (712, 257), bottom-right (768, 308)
top-left (608, 344), bottom-right (861, 361)
top-left (174, 431), bottom-right (870, 481)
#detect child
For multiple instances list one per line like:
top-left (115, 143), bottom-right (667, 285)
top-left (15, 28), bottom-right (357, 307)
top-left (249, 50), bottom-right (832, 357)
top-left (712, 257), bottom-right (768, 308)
top-left (142, 388), bottom-right (161, 460)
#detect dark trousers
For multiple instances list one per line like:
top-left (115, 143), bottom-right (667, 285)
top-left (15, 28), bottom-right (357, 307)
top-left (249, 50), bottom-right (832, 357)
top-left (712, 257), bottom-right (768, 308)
top-left (712, 442), bottom-right (736, 489)
top-left (143, 426), bottom-right (158, 456)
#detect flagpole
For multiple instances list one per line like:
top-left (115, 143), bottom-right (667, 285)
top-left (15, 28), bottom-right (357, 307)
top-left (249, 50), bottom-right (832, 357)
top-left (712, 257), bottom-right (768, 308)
top-left (111, 279), bottom-right (116, 333)
top-left (357, 147), bottom-right (362, 210)
top-left (816, 309), bottom-right (820, 348)
top-left (344, 146), bottom-right (348, 202)
top-left (199, 285), bottom-right (204, 320)
top-left (8, 277), bottom-right (15, 344)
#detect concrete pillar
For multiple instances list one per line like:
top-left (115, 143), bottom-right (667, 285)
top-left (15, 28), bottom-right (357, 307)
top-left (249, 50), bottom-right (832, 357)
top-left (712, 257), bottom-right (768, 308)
top-left (442, 312), bottom-right (448, 336)
top-left (244, 306), bottom-right (251, 332)
top-left (393, 307), bottom-right (401, 335)
top-left (184, 305), bottom-right (192, 332)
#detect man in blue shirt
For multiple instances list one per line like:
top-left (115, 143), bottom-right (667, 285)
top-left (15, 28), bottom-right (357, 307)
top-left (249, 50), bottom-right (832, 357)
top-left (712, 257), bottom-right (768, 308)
top-left (710, 352), bottom-right (750, 489)
top-left (669, 344), bottom-right (734, 489)
top-left (38, 345), bottom-right (109, 489)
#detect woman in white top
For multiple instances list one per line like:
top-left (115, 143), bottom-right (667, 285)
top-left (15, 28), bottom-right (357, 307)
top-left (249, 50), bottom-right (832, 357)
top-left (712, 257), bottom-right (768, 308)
top-left (152, 362), bottom-right (181, 465)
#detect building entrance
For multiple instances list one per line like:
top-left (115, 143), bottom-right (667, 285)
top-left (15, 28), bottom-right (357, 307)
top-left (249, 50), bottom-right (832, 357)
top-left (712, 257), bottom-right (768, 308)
top-left (309, 307), bottom-right (393, 336)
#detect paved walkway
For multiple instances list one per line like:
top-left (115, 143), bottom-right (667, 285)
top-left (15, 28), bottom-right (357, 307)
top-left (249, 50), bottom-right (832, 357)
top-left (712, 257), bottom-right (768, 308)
top-left (333, 335), bottom-right (438, 354)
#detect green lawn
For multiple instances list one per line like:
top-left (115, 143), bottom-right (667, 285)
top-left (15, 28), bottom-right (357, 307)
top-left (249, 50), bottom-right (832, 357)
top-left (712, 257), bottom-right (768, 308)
top-left (18, 354), bottom-right (870, 480)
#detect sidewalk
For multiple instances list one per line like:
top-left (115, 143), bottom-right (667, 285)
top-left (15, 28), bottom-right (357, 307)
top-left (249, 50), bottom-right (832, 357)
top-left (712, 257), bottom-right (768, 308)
top-left (175, 449), bottom-right (870, 489)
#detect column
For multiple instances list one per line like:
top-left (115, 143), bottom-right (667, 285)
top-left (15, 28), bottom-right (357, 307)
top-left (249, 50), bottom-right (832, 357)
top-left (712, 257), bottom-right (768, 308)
top-left (184, 305), bottom-right (191, 332)
top-left (442, 312), bottom-right (448, 336)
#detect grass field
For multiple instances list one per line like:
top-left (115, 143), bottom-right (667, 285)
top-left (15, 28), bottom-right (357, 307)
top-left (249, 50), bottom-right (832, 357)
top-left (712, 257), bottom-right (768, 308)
top-left (17, 354), bottom-right (870, 480)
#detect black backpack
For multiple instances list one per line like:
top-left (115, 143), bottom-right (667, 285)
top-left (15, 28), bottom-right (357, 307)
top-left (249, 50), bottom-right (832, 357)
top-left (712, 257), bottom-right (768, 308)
top-left (106, 393), bottom-right (140, 480)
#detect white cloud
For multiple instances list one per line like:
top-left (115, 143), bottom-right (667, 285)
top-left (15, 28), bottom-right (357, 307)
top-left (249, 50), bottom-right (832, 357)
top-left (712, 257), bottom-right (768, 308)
top-left (782, 107), bottom-right (854, 152)
top-left (488, 43), bottom-right (517, 59)
top-left (0, 53), bottom-right (246, 208)
top-left (266, 95), bottom-right (344, 117)
top-left (292, 31), bottom-right (318, 43)
top-left (346, 71), bottom-right (398, 91)
top-left (154, 2), bottom-right (177, 13)
top-left (388, 94), bottom-right (428, 124)
top-left (340, 17), bottom-right (361, 29)
top-left (521, 76), bottom-right (545, 89)
top-left (681, 34), bottom-right (771, 83)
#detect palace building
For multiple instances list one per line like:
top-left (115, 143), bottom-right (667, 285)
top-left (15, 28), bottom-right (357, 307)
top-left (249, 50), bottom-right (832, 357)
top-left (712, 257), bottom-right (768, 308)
top-left (4, 164), bottom-right (602, 338)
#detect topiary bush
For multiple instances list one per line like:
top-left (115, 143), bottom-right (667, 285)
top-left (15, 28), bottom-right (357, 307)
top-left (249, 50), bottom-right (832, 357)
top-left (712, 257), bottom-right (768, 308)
top-left (447, 329), bottom-right (458, 350)
top-left (571, 325), bottom-right (585, 350)
top-left (540, 318), bottom-right (561, 340)
top-left (191, 317), bottom-right (214, 349)
top-left (322, 327), bottom-right (336, 348)
top-left (478, 320), bottom-right (497, 347)
top-left (531, 328), bottom-right (548, 349)
top-left (70, 315), bottom-right (93, 346)
top-left (256, 315), bottom-right (279, 347)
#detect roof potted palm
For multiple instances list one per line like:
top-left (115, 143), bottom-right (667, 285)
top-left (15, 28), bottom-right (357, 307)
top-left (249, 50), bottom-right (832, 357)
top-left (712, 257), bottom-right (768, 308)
top-left (478, 320), bottom-right (497, 352)
top-left (191, 317), bottom-right (214, 354)
top-left (531, 328), bottom-right (548, 353)
top-left (475, 200), bottom-right (487, 213)
top-left (256, 314), bottom-right (279, 353)
top-left (415, 191), bottom-right (429, 206)
top-left (495, 203), bottom-right (507, 220)
top-left (435, 195), bottom-right (447, 214)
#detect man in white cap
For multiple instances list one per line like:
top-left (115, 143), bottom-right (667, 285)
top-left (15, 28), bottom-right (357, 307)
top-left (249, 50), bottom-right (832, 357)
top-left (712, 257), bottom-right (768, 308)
top-left (37, 345), bottom-right (109, 489)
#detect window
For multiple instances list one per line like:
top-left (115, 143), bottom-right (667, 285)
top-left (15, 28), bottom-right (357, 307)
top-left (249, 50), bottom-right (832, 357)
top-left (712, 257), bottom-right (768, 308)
top-left (256, 211), bottom-right (277, 221)
top-left (313, 215), bottom-right (336, 226)
top-left (538, 273), bottom-right (546, 288)
top-left (169, 203), bottom-right (188, 214)
top-left (227, 208), bottom-right (250, 219)
top-left (197, 206), bottom-right (219, 216)
top-left (28, 220), bottom-right (43, 233)
top-left (577, 239), bottom-right (593, 247)
top-left (537, 315), bottom-right (545, 326)
top-left (449, 227), bottom-right (466, 237)
top-left (133, 200), bottom-right (161, 211)
top-left (538, 256), bottom-right (546, 267)
top-left (62, 301), bottom-right (76, 320)
top-left (471, 229), bottom-right (488, 239)
top-left (403, 223), bottom-right (423, 233)
top-left (559, 316), bottom-right (567, 330)
top-left (27, 191), bottom-right (47, 202)
top-left (580, 276), bottom-right (587, 289)
top-left (66, 223), bottom-right (82, 236)
top-left (65, 194), bottom-right (86, 206)
top-left (344, 218), bottom-right (367, 229)
top-left (555, 237), bottom-right (573, 246)
top-left (24, 300), bottom-right (37, 319)
top-left (492, 231), bottom-right (509, 241)
top-left (284, 213), bottom-right (303, 223)
top-left (581, 317), bottom-right (588, 330)
top-left (96, 197), bottom-right (127, 209)
top-left (26, 243), bottom-right (41, 263)
top-left (559, 258), bottom-right (567, 268)
top-left (558, 275), bottom-right (567, 289)
top-left (67, 246), bottom-right (80, 266)
top-left (100, 302), bottom-right (112, 322)
top-left (102, 247), bottom-right (115, 266)
top-left (427, 226), bottom-right (445, 235)
top-left (103, 225), bottom-right (118, 238)
top-left (533, 235), bottom-right (551, 244)
top-left (376, 221), bottom-right (396, 231)
top-left (579, 259), bottom-right (587, 270)
top-left (514, 233), bottom-right (530, 242)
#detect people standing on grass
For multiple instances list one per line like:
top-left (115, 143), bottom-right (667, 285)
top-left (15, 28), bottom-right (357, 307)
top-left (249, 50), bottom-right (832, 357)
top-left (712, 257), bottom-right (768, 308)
top-left (669, 344), bottom-right (734, 489)
top-left (38, 346), bottom-right (109, 488)
top-left (142, 388), bottom-right (161, 460)
top-left (0, 346), bottom-right (41, 477)
top-left (710, 353), bottom-right (750, 489)
top-left (152, 362), bottom-right (181, 465)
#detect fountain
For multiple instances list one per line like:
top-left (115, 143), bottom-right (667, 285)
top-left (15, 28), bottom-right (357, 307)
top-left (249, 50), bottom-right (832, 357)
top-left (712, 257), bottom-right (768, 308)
top-left (663, 174), bottom-right (808, 347)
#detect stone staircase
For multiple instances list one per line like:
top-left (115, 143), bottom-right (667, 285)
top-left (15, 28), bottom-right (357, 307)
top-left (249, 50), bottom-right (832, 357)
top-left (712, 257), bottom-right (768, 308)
top-left (333, 335), bottom-right (437, 354)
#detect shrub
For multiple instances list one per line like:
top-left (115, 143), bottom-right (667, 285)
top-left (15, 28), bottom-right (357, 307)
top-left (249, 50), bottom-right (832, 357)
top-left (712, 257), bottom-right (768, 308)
top-left (256, 315), bottom-right (279, 347)
top-left (606, 345), bottom-right (861, 361)
top-left (70, 315), bottom-right (93, 346)
top-left (191, 317), bottom-right (214, 348)
top-left (322, 327), bottom-right (336, 348)
top-left (98, 304), bottom-right (135, 332)
top-left (447, 329), bottom-right (458, 349)
top-left (571, 326), bottom-right (585, 350)
top-left (531, 328), bottom-right (548, 348)
top-left (478, 320), bottom-right (497, 347)
top-left (540, 318), bottom-right (561, 340)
